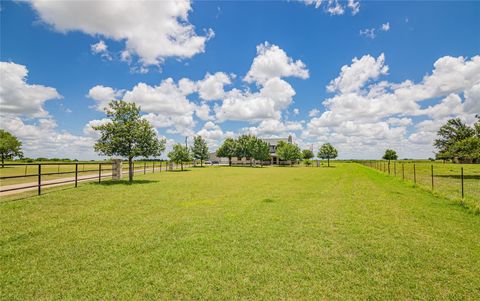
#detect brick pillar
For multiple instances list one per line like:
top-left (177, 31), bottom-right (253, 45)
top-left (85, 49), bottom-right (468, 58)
top-left (112, 159), bottom-right (122, 180)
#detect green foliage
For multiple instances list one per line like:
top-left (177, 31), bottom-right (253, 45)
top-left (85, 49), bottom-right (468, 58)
top-left (235, 135), bottom-right (256, 163)
top-left (191, 136), bottom-right (209, 166)
top-left (0, 129), bottom-right (23, 166)
top-left (382, 149), bottom-right (398, 161)
top-left (318, 143), bottom-right (338, 167)
top-left (216, 138), bottom-right (236, 166)
top-left (252, 138), bottom-right (271, 166)
top-left (168, 144), bottom-right (192, 171)
top-left (450, 136), bottom-right (480, 161)
top-left (434, 118), bottom-right (475, 160)
top-left (276, 141), bottom-right (302, 166)
top-left (93, 100), bottom-right (166, 181)
top-left (303, 159), bottom-right (312, 166)
top-left (302, 149), bottom-right (314, 160)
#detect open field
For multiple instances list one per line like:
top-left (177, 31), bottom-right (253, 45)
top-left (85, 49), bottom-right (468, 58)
top-left (1, 164), bottom-right (479, 299)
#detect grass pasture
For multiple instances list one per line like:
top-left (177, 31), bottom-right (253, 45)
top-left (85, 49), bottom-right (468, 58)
top-left (1, 164), bottom-right (480, 300)
top-left (362, 161), bottom-right (480, 213)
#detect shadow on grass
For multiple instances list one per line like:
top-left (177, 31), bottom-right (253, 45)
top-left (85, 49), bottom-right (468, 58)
top-left (0, 185), bottom-right (75, 204)
top-left (166, 169), bottom-right (192, 173)
top-left (436, 175), bottom-right (480, 180)
top-left (94, 179), bottom-right (159, 186)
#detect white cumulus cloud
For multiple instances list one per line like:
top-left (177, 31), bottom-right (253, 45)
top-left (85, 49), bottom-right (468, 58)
top-left (27, 0), bottom-right (212, 68)
top-left (244, 42), bottom-right (309, 84)
top-left (0, 61), bottom-right (62, 118)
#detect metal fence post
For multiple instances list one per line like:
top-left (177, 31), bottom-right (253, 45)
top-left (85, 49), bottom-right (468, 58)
top-left (431, 164), bottom-right (434, 191)
top-left (75, 163), bottom-right (78, 188)
top-left (388, 161), bottom-right (391, 175)
top-left (461, 167), bottom-right (464, 199)
top-left (413, 163), bottom-right (416, 185)
top-left (38, 164), bottom-right (41, 195)
top-left (99, 163), bottom-right (102, 183)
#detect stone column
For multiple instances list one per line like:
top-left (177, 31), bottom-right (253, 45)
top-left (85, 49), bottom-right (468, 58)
top-left (112, 159), bottom-right (122, 180)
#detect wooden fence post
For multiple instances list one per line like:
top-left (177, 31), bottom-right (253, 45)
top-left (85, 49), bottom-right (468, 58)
top-left (394, 162), bottom-right (396, 176)
top-left (75, 163), bottom-right (78, 188)
top-left (461, 167), bottom-right (464, 199)
top-left (38, 164), bottom-right (41, 195)
top-left (413, 164), bottom-right (416, 185)
top-left (144, 161), bottom-right (146, 174)
top-left (402, 163), bottom-right (405, 180)
top-left (99, 163), bottom-right (102, 183)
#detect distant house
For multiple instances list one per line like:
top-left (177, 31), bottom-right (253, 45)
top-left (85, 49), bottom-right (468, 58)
top-left (210, 135), bottom-right (294, 165)
top-left (261, 135), bottom-right (293, 165)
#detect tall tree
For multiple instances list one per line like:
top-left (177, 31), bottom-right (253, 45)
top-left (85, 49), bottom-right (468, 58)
top-left (235, 135), bottom-right (256, 166)
top-left (93, 100), bottom-right (166, 182)
top-left (191, 135), bottom-right (209, 167)
top-left (302, 149), bottom-right (314, 160)
top-left (0, 130), bottom-right (23, 167)
top-left (318, 143), bottom-right (338, 167)
top-left (252, 138), bottom-right (271, 167)
top-left (434, 118), bottom-right (475, 161)
top-left (168, 144), bottom-right (192, 171)
top-left (276, 141), bottom-right (302, 166)
top-left (382, 149), bottom-right (398, 162)
top-left (216, 138), bottom-right (236, 166)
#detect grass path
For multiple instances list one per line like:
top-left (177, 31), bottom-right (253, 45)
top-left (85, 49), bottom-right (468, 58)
top-left (1, 164), bottom-right (479, 300)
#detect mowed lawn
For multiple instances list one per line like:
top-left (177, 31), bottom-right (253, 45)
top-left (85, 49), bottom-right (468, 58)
top-left (1, 164), bottom-right (479, 300)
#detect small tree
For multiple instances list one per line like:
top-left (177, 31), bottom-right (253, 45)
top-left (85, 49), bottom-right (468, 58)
top-left (276, 141), bottom-right (302, 166)
top-left (0, 130), bottom-right (23, 167)
top-left (93, 100), bottom-right (166, 182)
top-left (168, 144), bottom-right (192, 171)
top-left (302, 149), bottom-right (314, 160)
top-left (191, 135), bottom-right (209, 167)
top-left (216, 138), bottom-right (236, 166)
top-left (382, 149), bottom-right (398, 162)
top-left (318, 143), bottom-right (338, 167)
top-left (252, 138), bottom-right (271, 167)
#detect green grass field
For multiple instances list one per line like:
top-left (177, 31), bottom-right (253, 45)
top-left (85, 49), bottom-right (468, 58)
top-left (1, 164), bottom-right (480, 300)
top-left (362, 161), bottom-right (480, 212)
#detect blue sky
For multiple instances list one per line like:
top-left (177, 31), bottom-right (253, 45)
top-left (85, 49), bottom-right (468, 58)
top-left (1, 0), bottom-right (479, 159)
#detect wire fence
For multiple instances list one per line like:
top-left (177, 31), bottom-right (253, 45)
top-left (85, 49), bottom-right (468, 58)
top-left (360, 161), bottom-right (480, 212)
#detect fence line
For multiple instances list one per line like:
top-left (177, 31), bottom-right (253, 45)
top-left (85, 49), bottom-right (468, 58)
top-left (359, 161), bottom-right (479, 205)
top-left (0, 160), bottom-right (194, 196)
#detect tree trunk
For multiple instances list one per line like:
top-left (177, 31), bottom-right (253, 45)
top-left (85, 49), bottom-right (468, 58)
top-left (1, 154), bottom-right (4, 168)
top-left (229, 157), bottom-right (232, 166)
top-left (201, 160), bottom-right (203, 167)
top-left (128, 157), bottom-right (133, 182)
top-left (327, 158), bottom-right (330, 167)
top-left (181, 162), bottom-right (184, 171)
